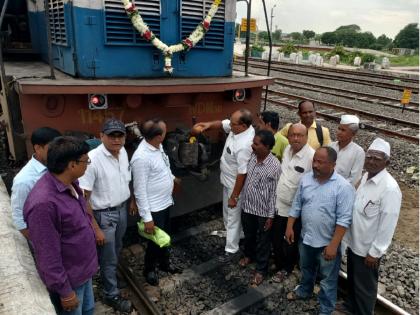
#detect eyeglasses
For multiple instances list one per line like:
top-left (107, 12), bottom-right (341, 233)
top-left (77, 158), bottom-right (91, 165)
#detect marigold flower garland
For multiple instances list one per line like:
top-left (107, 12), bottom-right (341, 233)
top-left (122, 0), bottom-right (223, 74)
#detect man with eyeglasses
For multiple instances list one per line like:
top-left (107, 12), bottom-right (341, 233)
top-left (24, 136), bottom-right (97, 314)
top-left (338, 138), bottom-right (401, 315)
top-left (193, 109), bottom-right (255, 262)
top-left (79, 118), bottom-right (133, 312)
top-left (131, 119), bottom-right (181, 286)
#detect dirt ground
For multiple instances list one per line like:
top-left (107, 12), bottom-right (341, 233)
top-left (393, 184), bottom-right (419, 253)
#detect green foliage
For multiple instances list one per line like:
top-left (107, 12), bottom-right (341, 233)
top-left (272, 30), bottom-right (282, 42)
top-left (389, 55), bottom-right (419, 66)
top-left (290, 32), bottom-right (303, 41)
top-left (302, 30), bottom-right (316, 39)
top-left (361, 53), bottom-right (376, 63)
top-left (251, 44), bottom-right (265, 53)
top-left (376, 34), bottom-right (393, 50)
top-left (321, 32), bottom-right (337, 45)
top-left (278, 42), bottom-right (298, 54)
top-left (394, 23), bottom-right (419, 49)
top-left (335, 24), bottom-right (361, 32)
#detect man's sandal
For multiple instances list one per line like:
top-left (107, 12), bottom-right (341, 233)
top-left (239, 257), bottom-right (252, 267)
top-left (250, 272), bottom-right (264, 287)
top-left (271, 270), bottom-right (289, 283)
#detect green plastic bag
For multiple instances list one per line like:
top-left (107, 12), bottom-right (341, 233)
top-left (137, 221), bottom-right (171, 248)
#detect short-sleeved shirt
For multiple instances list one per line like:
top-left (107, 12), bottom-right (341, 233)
top-left (11, 156), bottom-right (47, 230)
top-left (219, 119), bottom-right (254, 189)
top-left (242, 153), bottom-right (281, 218)
top-left (271, 132), bottom-right (289, 161)
top-left (280, 121), bottom-right (331, 150)
top-left (330, 141), bottom-right (365, 186)
top-left (289, 171), bottom-right (355, 248)
top-left (79, 144), bottom-right (131, 210)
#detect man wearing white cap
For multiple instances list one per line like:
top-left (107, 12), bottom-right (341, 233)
top-left (339, 138), bottom-right (401, 315)
top-left (330, 115), bottom-right (365, 187)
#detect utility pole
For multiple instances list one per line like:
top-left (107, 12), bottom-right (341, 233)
top-left (270, 4), bottom-right (276, 37)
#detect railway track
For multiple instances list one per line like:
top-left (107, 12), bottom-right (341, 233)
top-left (271, 76), bottom-right (419, 112)
top-left (239, 56), bottom-right (419, 85)
top-left (120, 210), bottom-right (411, 315)
top-left (234, 60), bottom-right (419, 94)
top-left (266, 90), bottom-right (419, 144)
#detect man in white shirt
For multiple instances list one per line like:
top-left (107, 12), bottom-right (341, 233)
top-left (11, 127), bottom-right (61, 238)
top-left (193, 109), bottom-right (254, 262)
top-left (131, 119), bottom-right (181, 286)
top-left (79, 119), bottom-right (132, 312)
top-left (271, 123), bottom-right (315, 283)
top-left (339, 138), bottom-right (401, 315)
top-left (330, 115), bottom-right (365, 187)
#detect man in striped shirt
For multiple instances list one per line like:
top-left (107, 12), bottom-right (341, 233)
top-left (239, 130), bottom-right (281, 286)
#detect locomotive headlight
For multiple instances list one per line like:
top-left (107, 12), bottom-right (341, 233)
top-left (233, 89), bottom-right (246, 102)
top-left (88, 94), bottom-right (108, 110)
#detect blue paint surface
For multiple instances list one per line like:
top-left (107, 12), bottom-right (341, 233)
top-left (28, 2), bottom-right (234, 78)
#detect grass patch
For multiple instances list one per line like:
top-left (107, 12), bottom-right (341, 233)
top-left (389, 55), bottom-right (419, 67)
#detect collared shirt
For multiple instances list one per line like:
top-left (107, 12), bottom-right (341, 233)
top-left (242, 152), bottom-right (281, 218)
top-left (23, 172), bottom-right (98, 298)
top-left (346, 169), bottom-right (401, 258)
top-left (220, 119), bottom-right (254, 188)
top-left (79, 144), bottom-right (131, 210)
top-left (11, 156), bottom-right (47, 230)
top-left (280, 121), bottom-right (331, 150)
top-left (271, 131), bottom-right (289, 161)
top-left (276, 144), bottom-right (315, 217)
top-left (330, 141), bottom-right (365, 186)
top-left (131, 140), bottom-right (174, 222)
top-left (289, 171), bottom-right (355, 248)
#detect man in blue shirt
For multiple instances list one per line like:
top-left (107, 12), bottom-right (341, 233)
top-left (11, 127), bottom-right (61, 238)
top-left (285, 146), bottom-right (355, 315)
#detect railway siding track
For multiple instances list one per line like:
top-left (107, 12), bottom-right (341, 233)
top-left (266, 91), bottom-right (419, 144)
top-left (234, 60), bottom-right (419, 94)
top-left (272, 78), bottom-right (419, 112)
top-left (241, 57), bottom-right (420, 85)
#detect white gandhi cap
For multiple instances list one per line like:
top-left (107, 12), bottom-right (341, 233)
top-left (368, 138), bottom-right (391, 157)
top-left (340, 115), bottom-right (360, 125)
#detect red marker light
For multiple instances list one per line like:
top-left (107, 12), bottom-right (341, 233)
top-left (91, 96), bottom-right (100, 105)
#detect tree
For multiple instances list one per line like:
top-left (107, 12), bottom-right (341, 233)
top-left (393, 23), bottom-right (419, 49)
top-left (321, 32), bottom-right (337, 45)
top-left (302, 30), bottom-right (316, 39)
top-left (372, 34), bottom-right (393, 50)
top-left (290, 32), bottom-right (303, 41)
top-left (258, 31), bottom-right (269, 42)
top-left (272, 29), bottom-right (282, 42)
top-left (335, 24), bottom-right (361, 33)
top-left (355, 32), bottom-right (376, 48)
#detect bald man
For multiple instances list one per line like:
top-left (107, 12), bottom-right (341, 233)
top-left (193, 109), bottom-right (254, 262)
top-left (271, 123), bottom-right (315, 283)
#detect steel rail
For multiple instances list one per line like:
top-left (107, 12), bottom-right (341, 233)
top-left (249, 56), bottom-right (419, 84)
top-left (268, 89), bottom-right (419, 129)
top-left (266, 96), bottom-right (419, 144)
top-left (273, 79), bottom-right (419, 113)
top-left (237, 56), bottom-right (419, 85)
top-left (118, 258), bottom-right (161, 315)
top-left (234, 60), bottom-right (419, 94)
top-left (339, 271), bottom-right (411, 315)
top-left (235, 67), bottom-right (419, 110)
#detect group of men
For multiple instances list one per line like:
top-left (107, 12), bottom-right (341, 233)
top-left (10, 99), bottom-right (401, 315)
top-left (193, 100), bottom-right (401, 315)
top-left (11, 118), bottom-right (180, 314)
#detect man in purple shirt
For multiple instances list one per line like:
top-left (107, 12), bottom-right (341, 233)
top-left (24, 136), bottom-right (98, 315)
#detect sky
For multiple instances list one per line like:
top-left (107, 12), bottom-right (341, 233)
top-left (236, 0), bottom-right (419, 39)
